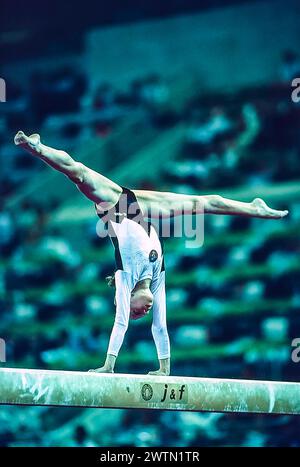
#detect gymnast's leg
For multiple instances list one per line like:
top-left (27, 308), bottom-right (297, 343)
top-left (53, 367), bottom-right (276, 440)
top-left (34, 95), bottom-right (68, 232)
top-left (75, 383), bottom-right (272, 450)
top-left (14, 131), bottom-right (122, 208)
top-left (14, 131), bottom-right (288, 219)
top-left (132, 189), bottom-right (289, 220)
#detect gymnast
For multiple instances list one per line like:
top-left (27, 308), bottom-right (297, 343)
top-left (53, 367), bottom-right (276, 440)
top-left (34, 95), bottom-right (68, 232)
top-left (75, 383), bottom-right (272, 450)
top-left (14, 131), bottom-right (288, 376)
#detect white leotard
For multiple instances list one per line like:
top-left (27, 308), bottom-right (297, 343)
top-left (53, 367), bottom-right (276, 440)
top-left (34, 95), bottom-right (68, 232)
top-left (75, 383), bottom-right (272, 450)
top-left (95, 187), bottom-right (170, 359)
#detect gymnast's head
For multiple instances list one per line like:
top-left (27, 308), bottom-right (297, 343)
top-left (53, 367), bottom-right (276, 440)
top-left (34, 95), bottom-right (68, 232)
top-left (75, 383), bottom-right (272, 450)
top-left (130, 282), bottom-right (153, 320)
top-left (106, 274), bottom-right (153, 320)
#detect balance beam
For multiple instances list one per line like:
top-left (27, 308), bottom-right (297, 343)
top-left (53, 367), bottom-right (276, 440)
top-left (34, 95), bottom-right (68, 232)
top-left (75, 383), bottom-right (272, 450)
top-left (0, 368), bottom-right (300, 414)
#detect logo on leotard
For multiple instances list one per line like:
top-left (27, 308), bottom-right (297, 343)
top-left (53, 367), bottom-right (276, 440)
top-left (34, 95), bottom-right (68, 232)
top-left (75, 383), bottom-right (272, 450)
top-left (141, 383), bottom-right (153, 401)
top-left (149, 250), bottom-right (158, 262)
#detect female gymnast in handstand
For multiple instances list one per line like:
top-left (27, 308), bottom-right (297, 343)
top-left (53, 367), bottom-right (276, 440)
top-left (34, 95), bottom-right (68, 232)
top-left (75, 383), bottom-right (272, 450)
top-left (14, 131), bottom-right (288, 376)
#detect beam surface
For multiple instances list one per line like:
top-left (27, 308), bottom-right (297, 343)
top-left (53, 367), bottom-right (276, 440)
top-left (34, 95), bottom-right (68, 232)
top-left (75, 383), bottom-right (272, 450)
top-left (0, 368), bottom-right (300, 414)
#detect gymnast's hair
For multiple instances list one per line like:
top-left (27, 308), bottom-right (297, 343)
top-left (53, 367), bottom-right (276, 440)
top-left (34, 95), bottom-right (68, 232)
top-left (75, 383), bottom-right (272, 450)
top-left (105, 274), bottom-right (115, 288)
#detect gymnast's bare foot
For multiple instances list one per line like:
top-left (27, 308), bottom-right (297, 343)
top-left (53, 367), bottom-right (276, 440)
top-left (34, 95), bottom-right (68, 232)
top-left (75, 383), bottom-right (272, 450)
top-left (14, 131), bottom-right (41, 153)
top-left (88, 367), bottom-right (114, 373)
top-left (252, 198), bottom-right (288, 219)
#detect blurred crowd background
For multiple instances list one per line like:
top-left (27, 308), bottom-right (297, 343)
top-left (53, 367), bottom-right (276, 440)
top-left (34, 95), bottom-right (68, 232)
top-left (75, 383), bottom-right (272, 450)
top-left (1, 0), bottom-right (300, 447)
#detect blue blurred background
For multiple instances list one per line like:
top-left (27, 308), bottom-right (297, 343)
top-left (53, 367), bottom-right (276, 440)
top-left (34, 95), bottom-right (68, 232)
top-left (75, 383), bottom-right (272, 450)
top-left (1, 0), bottom-right (300, 447)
